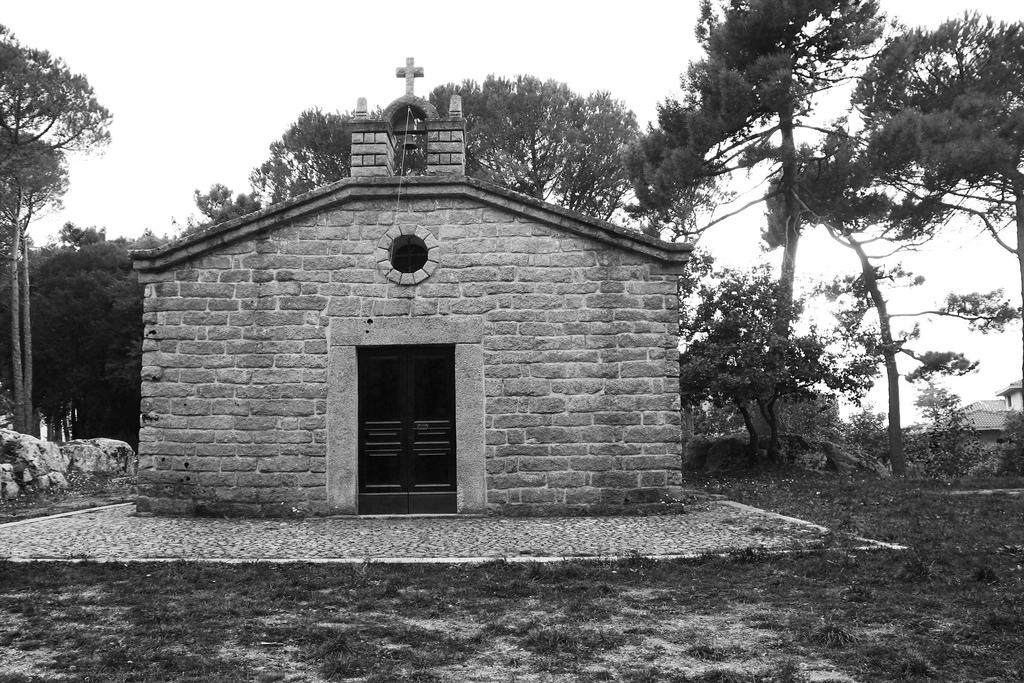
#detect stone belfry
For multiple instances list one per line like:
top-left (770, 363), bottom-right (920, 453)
top-left (350, 57), bottom-right (466, 177)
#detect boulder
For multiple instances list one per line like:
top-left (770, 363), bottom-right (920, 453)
top-left (685, 434), bottom-right (756, 472)
top-left (0, 430), bottom-right (136, 500)
top-left (785, 437), bottom-right (890, 477)
top-left (34, 471), bottom-right (69, 490)
top-left (684, 432), bottom-right (890, 477)
top-left (705, 436), bottom-right (756, 471)
top-left (0, 428), bottom-right (70, 487)
top-left (60, 438), bottom-right (137, 476)
top-left (0, 463), bottom-right (20, 500)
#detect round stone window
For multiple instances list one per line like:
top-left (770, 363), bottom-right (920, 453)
top-left (391, 234), bottom-right (429, 273)
top-left (375, 226), bottom-right (439, 285)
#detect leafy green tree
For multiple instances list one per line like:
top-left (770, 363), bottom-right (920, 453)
top-left (249, 108), bottom-right (356, 207)
top-left (842, 406), bottom-right (889, 461)
top-left (819, 265), bottom-right (1014, 474)
top-left (855, 12), bottom-right (1024, 383)
top-left (624, 0), bottom-right (884, 291)
top-left (190, 183), bottom-right (261, 230)
top-left (679, 259), bottom-right (876, 461)
top-left (194, 109), bottom-right (354, 229)
top-left (800, 127), bottom-right (1017, 475)
top-left (0, 146), bottom-right (67, 435)
top-left (0, 225), bottom-right (148, 447)
top-left (195, 108), bottom-right (360, 229)
top-left (430, 76), bottom-right (639, 221)
top-left (775, 395), bottom-right (843, 444)
top-left (0, 26), bottom-right (112, 435)
top-left (202, 78), bottom-right (637, 226)
top-left (909, 382), bottom-right (982, 477)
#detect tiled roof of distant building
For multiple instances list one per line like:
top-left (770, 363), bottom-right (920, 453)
top-left (965, 400), bottom-right (1010, 431)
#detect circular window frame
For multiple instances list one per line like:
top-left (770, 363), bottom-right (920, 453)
top-left (375, 226), bottom-right (440, 285)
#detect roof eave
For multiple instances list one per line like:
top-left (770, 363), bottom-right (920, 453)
top-left (131, 176), bottom-right (693, 273)
top-left (996, 380), bottom-right (1023, 397)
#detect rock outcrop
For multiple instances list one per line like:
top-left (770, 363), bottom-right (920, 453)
top-left (60, 439), bottom-right (137, 476)
top-left (685, 432), bottom-right (891, 477)
top-left (0, 428), bottom-right (70, 496)
top-left (0, 429), bottom-right (136, 500)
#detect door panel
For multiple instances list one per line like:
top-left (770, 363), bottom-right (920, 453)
top-left (358, 346), bottom-right (456, 514)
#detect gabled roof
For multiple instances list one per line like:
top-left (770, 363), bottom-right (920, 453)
top-left (996, 380), bottom-right (1022, 397)
top-left (132, 176), bottom-right (693, 274)
top-left (965, 400), bottom-right (1010, 431)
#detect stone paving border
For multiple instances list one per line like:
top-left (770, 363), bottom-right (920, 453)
top-left (0, 503), bottom-right (134, 529)
top-left (942, 488), bottom-right (1024, 496)
top-left (720, 501), bottom-right (906, 552)
top-left (0, 500), bottom-right (900, 564)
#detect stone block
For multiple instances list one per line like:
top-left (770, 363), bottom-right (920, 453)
top-left (487, 472), bottom-right (546, 490)
top-left (502, 379), bottom-right (550, 396)
top-left (194, 472), bottom-right (237, 487)
top-left (594, 411), bottom-right (641, 426)
top-left (492, 413), bottom-right (547, 429)
top-left (179, 369), bottom-right (216, 384)
top-left (624, 425), bottom-right (682, 443)
top-left (589, 443), bottom-right (641, 456)
top-left (252, 368), bottom-right (304, 384)
top-left (547, 471), bottom-right (587, 488)
top-left (497, 444), bottom-right (550, 458)
top-left (551, 379), bottom-right (605, 395)
top-left (170, 399), bottom-right (210, 416)
top-left (569, 456), bottom-right (617, 472)
top-left (257, 456), bottom-right (310, 473)
top-left (564, 488), bottom-right (602, 505)
top-left (638, 471), bottom-right (669, 487)
top-left (210, 399), bottom-right (250, 416)
top-left (524, 426), bottom-right (578, 444)
top-left (520, 488), bottom-right (558, 504)
top-left (579, 425), bottom-right (623, 443)
top-left (179, 341), bottom-right (226, 355)
top-left (187, 415), bottom-right (234, 430)
top-left (551, 414), bottom-right (593, 427)
top-left (236, 472), bottom-right (298, 488)
top-left (526, 396), bottom-right (565, 414)
top-left (604, 379), bottom-right (654, 395)
top-left (517, 456), bottom-right (569, 472)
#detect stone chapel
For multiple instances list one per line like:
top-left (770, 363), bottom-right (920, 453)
top-left (132, 59), bottom-right (693, 516)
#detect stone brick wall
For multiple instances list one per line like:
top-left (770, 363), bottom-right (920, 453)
top-left (137, 195), bottom-right (681, 516)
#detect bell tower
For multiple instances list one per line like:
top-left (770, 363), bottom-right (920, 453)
top-left (350, 58), bottom-right (466, 178)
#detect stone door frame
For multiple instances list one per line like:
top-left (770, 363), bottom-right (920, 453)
top-left (327, 317), bottom-right (486, 514)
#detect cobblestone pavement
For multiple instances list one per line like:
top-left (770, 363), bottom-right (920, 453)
top-left (0, 500), bottom-right (841, 563)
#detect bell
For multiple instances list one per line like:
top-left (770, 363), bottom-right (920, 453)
top-left (402, 115), bottom-right (420, 151)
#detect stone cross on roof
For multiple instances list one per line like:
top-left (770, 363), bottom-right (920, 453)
top-left (396, 57), bottom-right (424, 96)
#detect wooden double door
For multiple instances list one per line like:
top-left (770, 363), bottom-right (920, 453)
top-left (357, 346), bottom-right (457, 514)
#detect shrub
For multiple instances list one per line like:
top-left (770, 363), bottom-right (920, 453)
top-left (908, 384), bottom-right (985, 477)
top-left (842, 407), bottom-right (889, 462)
top-left (994, 412), bottom-right (1024, 475)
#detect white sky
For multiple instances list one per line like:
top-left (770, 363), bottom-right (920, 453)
top-left (4, 0), bottom-right (1023, 422)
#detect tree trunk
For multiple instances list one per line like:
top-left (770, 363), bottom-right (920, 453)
top-left (9, 220), bottom-right (25, 434)
top-left (777, 103), bottom-right (801, 308)
top-left (849, 236), bottom-right (907, 476)
top-left (20, 235), bottom-right (36, 437)
top-left (736, 400), bottom-right (760, 463)
top-left (1015, 186), bottom-right (1024, 388)
top-left (757, 397), bottom-right (782, 461)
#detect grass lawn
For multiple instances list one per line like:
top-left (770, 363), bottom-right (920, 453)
top-left (1, 473), bottom-right (1022, 682)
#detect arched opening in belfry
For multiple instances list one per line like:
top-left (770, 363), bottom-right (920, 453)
top-left (390, 103), bottom-right (430, 175)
